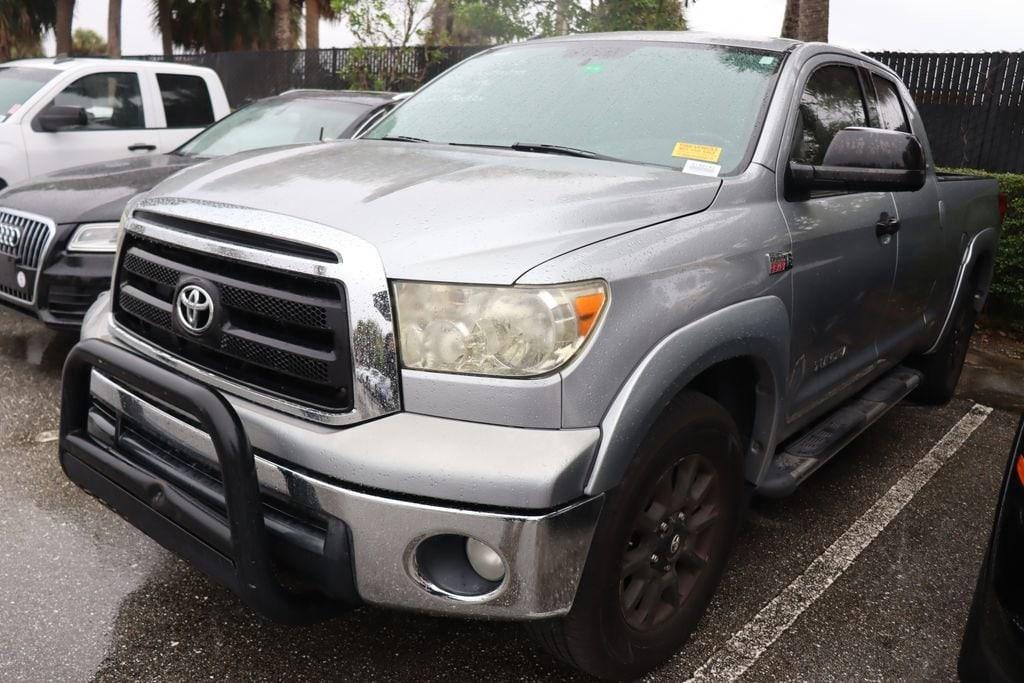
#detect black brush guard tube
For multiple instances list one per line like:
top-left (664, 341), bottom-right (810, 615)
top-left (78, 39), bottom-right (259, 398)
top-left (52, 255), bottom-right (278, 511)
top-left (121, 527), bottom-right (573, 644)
top-left (59, 338), bottom-right (354, 623)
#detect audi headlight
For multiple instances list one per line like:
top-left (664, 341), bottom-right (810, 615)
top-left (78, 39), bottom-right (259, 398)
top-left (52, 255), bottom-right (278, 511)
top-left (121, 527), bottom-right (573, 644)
top-left (68, 222), bottom-right (121, 252)
top-left (393, 280), bottom-right (607, 377)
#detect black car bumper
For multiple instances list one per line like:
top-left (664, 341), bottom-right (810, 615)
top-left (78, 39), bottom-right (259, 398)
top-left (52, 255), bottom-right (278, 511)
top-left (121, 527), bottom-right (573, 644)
top-left (0, 248), bottom-right (113, 330)
top-left (960, 416), bottom-right (1024, 682)
top-left (59, 338), bottom-right (358, 622)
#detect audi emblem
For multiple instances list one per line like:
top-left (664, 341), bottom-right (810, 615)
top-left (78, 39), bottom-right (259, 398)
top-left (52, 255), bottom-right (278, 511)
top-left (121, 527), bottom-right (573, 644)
top-left (176, 284), bottom-right (215, 334)
top-left (0, 225), bottom-right (20, 249)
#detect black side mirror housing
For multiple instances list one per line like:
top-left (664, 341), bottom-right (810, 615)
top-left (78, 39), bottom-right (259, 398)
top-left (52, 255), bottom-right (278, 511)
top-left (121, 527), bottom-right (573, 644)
top-left (35, 105), bottom-right (87, 132)
top-left (788, 127), bottom-right (927, 194)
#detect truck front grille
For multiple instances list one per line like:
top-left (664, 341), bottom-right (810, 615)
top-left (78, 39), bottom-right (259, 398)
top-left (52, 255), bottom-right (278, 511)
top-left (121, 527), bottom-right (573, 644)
top-left (0, 208), bottom-right (54, 303)
top-left (112, 230), bottom-right (353, 411)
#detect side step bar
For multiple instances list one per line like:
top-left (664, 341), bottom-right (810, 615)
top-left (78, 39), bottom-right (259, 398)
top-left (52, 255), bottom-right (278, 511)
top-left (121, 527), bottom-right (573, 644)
top-left (758, 366), bottom-right (922, 497)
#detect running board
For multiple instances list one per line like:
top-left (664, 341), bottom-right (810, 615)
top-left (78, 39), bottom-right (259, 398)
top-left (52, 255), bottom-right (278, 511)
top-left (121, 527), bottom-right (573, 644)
top-left (758, 366), bottom-right (922, 497)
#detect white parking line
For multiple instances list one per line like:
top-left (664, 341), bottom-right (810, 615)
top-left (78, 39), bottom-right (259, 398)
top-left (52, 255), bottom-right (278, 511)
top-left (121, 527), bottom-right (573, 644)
top-left (686, 403), bottom-right (993, 682)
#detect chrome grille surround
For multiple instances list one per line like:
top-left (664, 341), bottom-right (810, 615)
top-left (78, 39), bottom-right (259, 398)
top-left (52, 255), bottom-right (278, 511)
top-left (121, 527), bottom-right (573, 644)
top-left (109, 195), bottom-right (402, 427)
top-left (0, 207), bottom-right (56, 305)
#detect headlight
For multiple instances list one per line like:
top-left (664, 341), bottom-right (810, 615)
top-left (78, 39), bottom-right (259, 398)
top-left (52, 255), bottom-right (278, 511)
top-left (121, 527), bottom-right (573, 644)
top-left (393, 280), bottom-right (607, 377)
top-left (67, 222), bottom-right (120, 252)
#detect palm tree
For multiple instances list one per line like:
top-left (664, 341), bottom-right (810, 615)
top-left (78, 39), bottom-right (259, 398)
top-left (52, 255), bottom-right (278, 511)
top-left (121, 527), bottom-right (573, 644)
top-left (156, 0), bottom-right (171, 55)
top-left (107, 0), bottom-right (121, 57)
top-left (55, 0), bottom-right (75, 56)
top-left (274, 0), bottom-right (290, 49)
top-left (152, 0), bottom-right (299, 53)
top-left (304, 0), bottom-right (339, 49)
top-left (0, 1), bottom-right (55, 61)
top-left (306, 0), bottom-right (320, 48)
top-left (782, 0), bottom-right (828, 42)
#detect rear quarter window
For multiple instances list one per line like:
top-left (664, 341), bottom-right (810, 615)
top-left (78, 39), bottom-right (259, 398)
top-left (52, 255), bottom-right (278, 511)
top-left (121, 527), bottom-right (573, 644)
top-left (157, 73), bottom-right (214, 128)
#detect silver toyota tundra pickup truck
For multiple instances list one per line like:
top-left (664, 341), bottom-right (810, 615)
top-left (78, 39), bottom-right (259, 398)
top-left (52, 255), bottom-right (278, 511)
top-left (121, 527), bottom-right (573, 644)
top-left (57, 33), bottom-right (1004, 679)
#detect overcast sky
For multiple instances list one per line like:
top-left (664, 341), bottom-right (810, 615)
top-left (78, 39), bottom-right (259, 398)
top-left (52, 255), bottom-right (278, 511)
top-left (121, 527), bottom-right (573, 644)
top-left (42, 0), bottom-right (1024, 56)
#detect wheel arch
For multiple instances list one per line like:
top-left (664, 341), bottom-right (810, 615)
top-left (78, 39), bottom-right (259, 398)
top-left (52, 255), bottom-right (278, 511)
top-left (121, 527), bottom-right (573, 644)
top-left (925, 227), bottom-right (999, 354)
top-left (584, 296), bottom-right (790, 496)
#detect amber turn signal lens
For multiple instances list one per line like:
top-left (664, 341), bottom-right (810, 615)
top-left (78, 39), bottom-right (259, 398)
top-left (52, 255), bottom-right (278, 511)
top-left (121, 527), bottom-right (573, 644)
top-left (1015, 454), bottom-right (1024, 487)
top-left (575, 292), bottom-right (606, 337)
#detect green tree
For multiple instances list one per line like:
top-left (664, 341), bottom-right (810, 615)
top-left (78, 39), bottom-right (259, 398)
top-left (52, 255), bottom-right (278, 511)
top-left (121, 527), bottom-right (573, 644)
top-left (331, 0), bottom-right (429, 47)
top-left (153, 0), bottom-right (303, 52)
top-left (72, 27), bottom-right (107, 55)
top-left (426, 0), bottom-right (533, 45)
top-left (588, 0), bottom-right (685, 32)
top-left (0, 1), bottom-right (55, 61)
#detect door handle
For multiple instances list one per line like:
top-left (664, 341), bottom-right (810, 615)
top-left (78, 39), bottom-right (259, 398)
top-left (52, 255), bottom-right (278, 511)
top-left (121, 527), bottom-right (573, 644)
top-left (875, 212), bottom-right (901, 237)
top-left (128, 143), bottom-right (156, 152)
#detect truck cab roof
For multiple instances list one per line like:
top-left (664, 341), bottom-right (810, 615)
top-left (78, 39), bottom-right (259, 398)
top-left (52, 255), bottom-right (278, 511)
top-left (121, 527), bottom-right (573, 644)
top-left (530, 30), bottom-right (802, 53)
top-left (3, 57), bottom-right (220, 77)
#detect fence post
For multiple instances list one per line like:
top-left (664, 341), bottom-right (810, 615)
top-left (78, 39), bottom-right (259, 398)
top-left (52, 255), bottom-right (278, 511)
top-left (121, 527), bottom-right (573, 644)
top-left (976, 54), bottom-right (1008, 171)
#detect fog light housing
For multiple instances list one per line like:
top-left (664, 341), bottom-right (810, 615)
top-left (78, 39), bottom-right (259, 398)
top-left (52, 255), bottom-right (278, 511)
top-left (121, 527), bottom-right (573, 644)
top-left (466, 538), bottom-right (506, 582)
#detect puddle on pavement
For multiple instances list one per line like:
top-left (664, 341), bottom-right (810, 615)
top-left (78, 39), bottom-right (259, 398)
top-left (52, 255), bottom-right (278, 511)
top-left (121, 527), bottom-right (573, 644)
top-left (961, 343), bottom-right (1024, 413)
top-left (0, 326), bottom-right (75, 375)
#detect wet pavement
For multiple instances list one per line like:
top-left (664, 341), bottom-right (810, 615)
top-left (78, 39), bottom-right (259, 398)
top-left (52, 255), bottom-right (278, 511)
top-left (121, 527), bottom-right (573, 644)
top-left (0, 305), bottom-right (1020, 682)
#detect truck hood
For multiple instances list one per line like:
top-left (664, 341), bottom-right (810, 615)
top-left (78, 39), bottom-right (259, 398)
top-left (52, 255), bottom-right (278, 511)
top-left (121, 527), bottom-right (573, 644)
top-left (149, 140), bottom-right (722, 283)
top-left (0, 153), bottom-right (200, 224)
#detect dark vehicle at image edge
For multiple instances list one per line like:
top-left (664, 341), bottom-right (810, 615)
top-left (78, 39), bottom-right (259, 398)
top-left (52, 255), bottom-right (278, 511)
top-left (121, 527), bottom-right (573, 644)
top-left (960, 416), bottom-right (1024, 682)
top-left (58, 33), bottom-right (1004, 679)
top-left (0, 89), bottom-right (398, 329)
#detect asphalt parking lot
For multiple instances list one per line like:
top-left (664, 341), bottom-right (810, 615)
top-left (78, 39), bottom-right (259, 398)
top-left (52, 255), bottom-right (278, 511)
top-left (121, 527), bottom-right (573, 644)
top-left (0, 305), bottom-right (1019, 682)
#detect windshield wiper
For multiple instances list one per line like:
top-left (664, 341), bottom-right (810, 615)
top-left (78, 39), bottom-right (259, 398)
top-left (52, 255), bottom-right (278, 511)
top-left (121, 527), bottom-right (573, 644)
top-left (379, 135), bottom-right (431, 143)
top-left (451, 141), bottom-right (624, 163)
top-left (510, 142), bottom-right (604, 159)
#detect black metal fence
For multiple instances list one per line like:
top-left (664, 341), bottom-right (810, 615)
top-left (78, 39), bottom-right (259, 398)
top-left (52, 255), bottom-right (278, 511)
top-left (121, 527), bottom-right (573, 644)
top-left (130, 46), bottom-right (1024, 174)
top-left (867, 51), bottom-right (1024, 173)
top-left (130, 46), bottom-right (488, 106)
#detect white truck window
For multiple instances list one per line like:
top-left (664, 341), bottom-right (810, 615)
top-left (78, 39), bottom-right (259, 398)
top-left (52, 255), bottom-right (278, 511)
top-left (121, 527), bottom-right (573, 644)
top-left (0, 67), bottom-right (58, 121)
top-left (51, 72), bottom-right (144, 130)
top-left (157, 73), bottom-right (214, 129)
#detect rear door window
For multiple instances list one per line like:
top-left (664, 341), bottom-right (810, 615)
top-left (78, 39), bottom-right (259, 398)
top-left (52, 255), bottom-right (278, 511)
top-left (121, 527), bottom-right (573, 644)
top-left (791, 64), bottom-right (868, 165)
top-left (157, 73), bottom-right (214, 128)
top-left (871, 74), bottom-right (911, 133)
top-left (50, 72), bottom-right (144, 129)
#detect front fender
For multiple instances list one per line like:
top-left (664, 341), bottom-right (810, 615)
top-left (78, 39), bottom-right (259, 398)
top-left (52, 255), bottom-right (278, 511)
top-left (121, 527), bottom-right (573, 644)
top-left (0, 136), bottom-right (28, 190)
top-left (584, 296), bottom-right (790, 495)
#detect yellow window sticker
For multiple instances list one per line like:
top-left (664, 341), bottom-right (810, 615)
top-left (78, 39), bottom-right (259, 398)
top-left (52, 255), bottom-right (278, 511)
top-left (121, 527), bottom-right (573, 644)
top-left (672, 142), bottom-right (723, 163)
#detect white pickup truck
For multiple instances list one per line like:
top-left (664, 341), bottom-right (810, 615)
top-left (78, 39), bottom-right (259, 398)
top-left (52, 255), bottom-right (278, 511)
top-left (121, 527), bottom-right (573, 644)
top-left (0, 58), bottom-right (229, 191)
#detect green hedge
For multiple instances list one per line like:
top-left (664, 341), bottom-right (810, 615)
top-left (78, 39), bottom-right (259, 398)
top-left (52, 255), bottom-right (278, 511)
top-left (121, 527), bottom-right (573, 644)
top-left (943, 168), bottom-right (1024, 327)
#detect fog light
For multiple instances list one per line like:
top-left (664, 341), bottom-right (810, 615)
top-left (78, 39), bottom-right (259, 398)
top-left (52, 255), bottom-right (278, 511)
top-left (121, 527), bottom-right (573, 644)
top-left (465, 538), bottom-right (505, 582)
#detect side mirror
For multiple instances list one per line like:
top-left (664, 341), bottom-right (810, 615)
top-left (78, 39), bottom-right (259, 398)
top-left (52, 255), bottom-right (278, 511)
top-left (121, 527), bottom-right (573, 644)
top-left (35, 105), bottom-right (87, 132)
top-left (788, 127), bottom-right (926, 194)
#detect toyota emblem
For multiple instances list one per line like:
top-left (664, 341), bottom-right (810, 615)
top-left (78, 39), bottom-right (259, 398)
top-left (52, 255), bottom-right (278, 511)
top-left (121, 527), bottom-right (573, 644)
top-left (176, 284), bottom-right (214, 334)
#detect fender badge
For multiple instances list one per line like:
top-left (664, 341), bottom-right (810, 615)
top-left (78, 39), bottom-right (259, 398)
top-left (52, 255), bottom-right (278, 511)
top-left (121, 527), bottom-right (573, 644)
top-left (768, 251), bottom-right (793, 275)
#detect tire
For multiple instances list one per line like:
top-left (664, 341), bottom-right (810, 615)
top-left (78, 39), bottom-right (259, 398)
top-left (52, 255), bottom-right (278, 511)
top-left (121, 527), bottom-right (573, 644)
top-left (909, 291), bottom-right (978, 405)
top-left (527, 391), bottom-right (744, 680)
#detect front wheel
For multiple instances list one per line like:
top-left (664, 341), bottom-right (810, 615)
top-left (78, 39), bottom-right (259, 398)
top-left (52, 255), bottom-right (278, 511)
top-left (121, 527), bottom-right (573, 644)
top-left (527, 391), bottom-right (744, 680)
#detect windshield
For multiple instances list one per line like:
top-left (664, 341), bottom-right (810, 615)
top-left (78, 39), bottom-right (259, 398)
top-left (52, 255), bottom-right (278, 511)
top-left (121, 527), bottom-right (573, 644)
top-left (176, 97), bottom-right (375, 157)
top-left (0, 67), bottom-right (58, 122)
top-left (366, 41), bottom-right (783, 175)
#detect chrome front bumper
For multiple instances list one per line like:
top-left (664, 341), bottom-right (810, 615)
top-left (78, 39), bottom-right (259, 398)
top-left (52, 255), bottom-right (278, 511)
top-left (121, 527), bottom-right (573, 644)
top-left (87, 369), bottom-right (602, 619)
